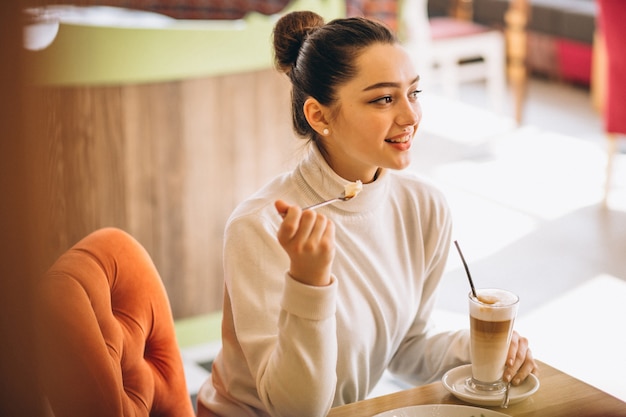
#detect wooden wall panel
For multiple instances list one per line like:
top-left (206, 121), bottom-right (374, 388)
top-left (179, 77), bottom-right (222, 317)
top-left (40, 69), bottom-right (299, 318)
top-left (44, 86), bottom-right (128, 258)
top-left (122, 82), bottom-right (189, 313)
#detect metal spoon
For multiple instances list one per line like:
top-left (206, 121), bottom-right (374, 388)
top-left (302, 180), bottom-right (363, 211)
top-left (279, 183), bottom-right (362, 218)
top-left (302, 193), bottom-right (356, 211)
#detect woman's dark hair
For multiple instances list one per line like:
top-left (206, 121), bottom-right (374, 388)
top-left (272, 11), bottom-right (397, 142)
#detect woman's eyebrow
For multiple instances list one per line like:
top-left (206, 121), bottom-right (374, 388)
top-left (362, 76), bottom-right (420, 92)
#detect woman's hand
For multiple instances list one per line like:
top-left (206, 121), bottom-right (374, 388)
top-left (275, 200), bottom-right (335, 286)
top-left (503, 331), bottom-right (539, 386)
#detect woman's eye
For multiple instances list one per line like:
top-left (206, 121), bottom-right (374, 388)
top-left (409, 89), bottom-right (422, 100)
top-left (372, 96), bottom-right (393, 104)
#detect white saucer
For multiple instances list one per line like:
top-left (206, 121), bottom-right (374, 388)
top-left (442, 364), bottom-right (540, 407)
top-left (373, 404), bottom-right (512, 417)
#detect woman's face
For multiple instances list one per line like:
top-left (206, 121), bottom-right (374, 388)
top-left (322, 42), bottom-right (421, 183)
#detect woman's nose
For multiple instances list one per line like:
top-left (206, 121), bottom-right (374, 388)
top-left (398, 100), bottom-right (421, 126)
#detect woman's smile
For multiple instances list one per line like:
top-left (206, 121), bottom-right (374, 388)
top-left (385, 136), bottom-right (412, 151)
top-left (385, 129), bottom-right (414, 144)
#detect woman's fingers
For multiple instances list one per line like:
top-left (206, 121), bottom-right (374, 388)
top-left (275, 199), bottom-right (291, 218)
top-left (275, 200), bottom-right (335, 286)
top-left (275, 201), bottom-right (302, 243)
top-left (504, 331), bottom-right (539, 385)
top-left (513, 349), bottom-right (539, 385)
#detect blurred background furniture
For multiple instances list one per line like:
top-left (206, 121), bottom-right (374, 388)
top-left (470, 0), bottom-right (597, 85)
top-left (35, 227), bottom-right (195, 417)
top-left (399, 0), bottom-right (507, 116)
top-left (426, 0), bottom-right (597, 124)
top-left (24, 0), bottom-right (344, 321)
top-left (596, 0), bottom-right (626, 207)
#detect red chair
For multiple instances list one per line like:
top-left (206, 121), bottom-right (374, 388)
top-left (35, 228), bottom-right (195, 417)
top-left (597, 0), bottom-right (626, 206)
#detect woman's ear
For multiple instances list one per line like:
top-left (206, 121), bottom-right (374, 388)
top-left (303, 97), bottom-right (330, 136)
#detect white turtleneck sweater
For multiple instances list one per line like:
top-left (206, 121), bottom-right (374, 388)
top-left (197, 145), bottom-right (470, 417)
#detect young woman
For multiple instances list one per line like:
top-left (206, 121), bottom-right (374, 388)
top-left (197, 11), bottom-right (537, 417)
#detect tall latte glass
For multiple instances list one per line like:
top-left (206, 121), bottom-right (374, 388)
top-left (466, 288), bottom-right (519, 394)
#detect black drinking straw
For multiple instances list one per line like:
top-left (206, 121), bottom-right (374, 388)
top-left (454, 240), bottom-right (478, 299)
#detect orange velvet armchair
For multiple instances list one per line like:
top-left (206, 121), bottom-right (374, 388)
top-left (36, 227), bottom-right (195, 417)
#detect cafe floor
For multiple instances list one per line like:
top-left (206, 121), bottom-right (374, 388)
top-left (180, 77), bottom-right (626, 406)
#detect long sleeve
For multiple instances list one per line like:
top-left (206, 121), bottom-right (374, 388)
top-left (214, 211), bottom-right (339, 417)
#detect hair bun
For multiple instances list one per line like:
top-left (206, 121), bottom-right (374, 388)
top-left (273, 11), bottom-right (325, 74)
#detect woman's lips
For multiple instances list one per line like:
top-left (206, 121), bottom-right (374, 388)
top-left (385, 130), bottom-right (413, 143)
top-left (385, 135), bottom-right (410, 143)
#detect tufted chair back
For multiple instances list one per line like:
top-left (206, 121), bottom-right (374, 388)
top-left (36, 227), bottom-right (195, 417)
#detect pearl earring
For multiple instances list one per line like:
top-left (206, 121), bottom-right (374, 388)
top-left (323, 128), bottom-right (329, 135)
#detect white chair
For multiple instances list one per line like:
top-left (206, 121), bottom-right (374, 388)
top-left (398, 0), bottom-right (507, 115)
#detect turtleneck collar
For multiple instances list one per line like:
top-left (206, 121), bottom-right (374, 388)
top-left (294, 145), bottom-right (389, 214)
